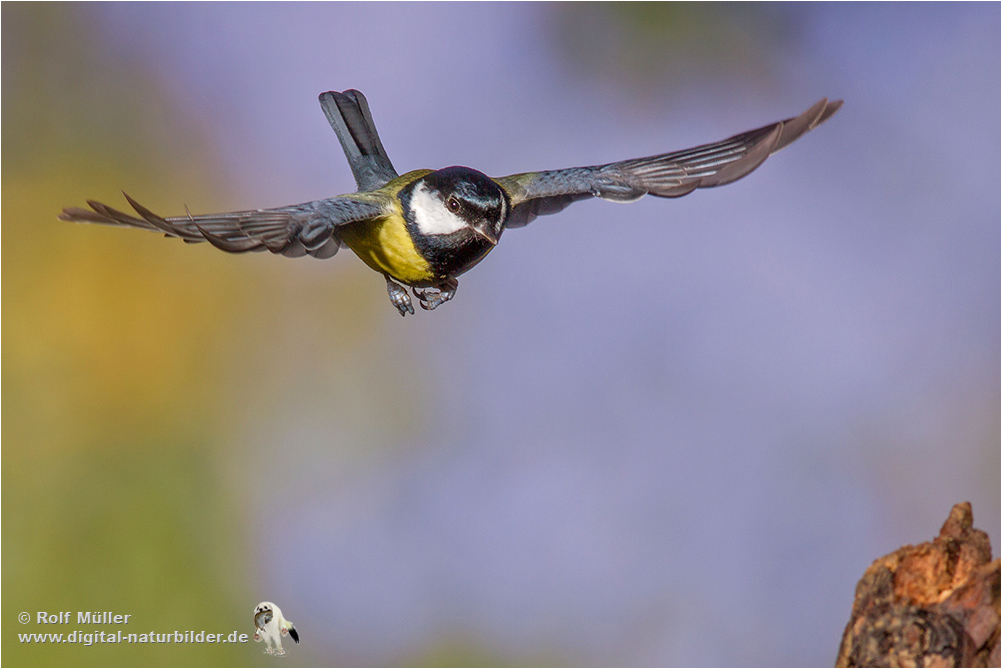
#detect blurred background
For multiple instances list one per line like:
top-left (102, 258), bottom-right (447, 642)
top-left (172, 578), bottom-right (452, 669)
top-left (3, 3), bottom-right (998, 666)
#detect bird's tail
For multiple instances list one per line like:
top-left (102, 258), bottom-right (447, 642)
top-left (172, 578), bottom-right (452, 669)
top-left (319, 90), bottom-right (399, 192)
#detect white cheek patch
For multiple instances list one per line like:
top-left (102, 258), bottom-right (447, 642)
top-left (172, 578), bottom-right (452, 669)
top-left (410, 182), bottom-right (467, 236)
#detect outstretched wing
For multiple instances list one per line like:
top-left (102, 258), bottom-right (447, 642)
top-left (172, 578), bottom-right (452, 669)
top-left (496, 98), bottom-right (842, 228)
top-left (58, 193), bottom-right (388, 259)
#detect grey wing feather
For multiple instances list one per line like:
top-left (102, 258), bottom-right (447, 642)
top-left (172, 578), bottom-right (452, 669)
top-left (58, 194), bottom-right (386, 259)
top-left (499, 98), bottom-right (842, 228)
top-left (319, 90), bottom-right (399, 192)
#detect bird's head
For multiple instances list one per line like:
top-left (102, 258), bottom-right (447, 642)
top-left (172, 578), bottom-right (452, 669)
top-left (403, 166), bottom-right (508, 246)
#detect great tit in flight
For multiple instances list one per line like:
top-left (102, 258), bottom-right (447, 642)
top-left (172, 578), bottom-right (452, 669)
top-left (60, 90), bottom-right (842, 316)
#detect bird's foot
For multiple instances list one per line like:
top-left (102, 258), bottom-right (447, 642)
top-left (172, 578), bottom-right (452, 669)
top-left (264, 647), bottom-right (275, 655)
top-left (385, 276), bottom-right (414, 316)
top-left (414, 278), bottom-right (459, 311)
top-left (275, 648), bottom-right (286, 656)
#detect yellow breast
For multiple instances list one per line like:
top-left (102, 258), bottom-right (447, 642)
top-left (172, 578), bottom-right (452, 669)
top-left (339, 213), bottom-right (435, 286)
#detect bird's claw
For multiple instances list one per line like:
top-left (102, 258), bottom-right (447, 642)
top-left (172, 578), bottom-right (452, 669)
top-left (385, 276), bottom-right (414, 316)
top-left (414, 279), bottom-right (458, 311)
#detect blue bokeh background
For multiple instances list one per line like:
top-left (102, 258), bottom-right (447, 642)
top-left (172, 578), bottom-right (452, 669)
top-left (4, 3), bottom-right (998, 666)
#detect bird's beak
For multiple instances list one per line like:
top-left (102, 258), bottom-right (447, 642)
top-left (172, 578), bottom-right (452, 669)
top-left (473, 223), bottom-right (499, 246)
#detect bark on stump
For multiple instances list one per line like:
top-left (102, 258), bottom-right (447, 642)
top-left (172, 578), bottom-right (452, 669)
top-left (836, 502), bottom-right (1000, 667)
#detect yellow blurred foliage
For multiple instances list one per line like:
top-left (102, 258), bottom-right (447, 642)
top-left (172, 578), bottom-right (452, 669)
top-left (4, 166), bottom-right (250, 455)
top-left (2, 6), bottom-right (302, 665)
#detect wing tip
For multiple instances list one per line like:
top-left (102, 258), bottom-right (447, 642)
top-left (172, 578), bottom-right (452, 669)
top-left (770, 96), bottom-right (843, 153)
top-left (817, 98), bottom-right (844, 126)
top-left (57, 208), bottom-right (82, 222)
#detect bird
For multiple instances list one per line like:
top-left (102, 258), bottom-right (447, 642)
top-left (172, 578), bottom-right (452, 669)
top-left (59, 90), bottom-right (842, 316)
top-left (253, 601), bottom-right (299, 655)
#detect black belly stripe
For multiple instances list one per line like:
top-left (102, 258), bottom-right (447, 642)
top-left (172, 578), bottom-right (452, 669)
top-left (410, 228), bottom-right (494, 279)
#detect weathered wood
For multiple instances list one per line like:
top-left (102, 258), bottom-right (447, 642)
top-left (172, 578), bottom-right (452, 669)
top-left (836, 502), bottom-right (1000, 667)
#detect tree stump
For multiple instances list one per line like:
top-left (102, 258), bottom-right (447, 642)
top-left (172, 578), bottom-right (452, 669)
top-left (836, 502), bottom-right (1000, 667)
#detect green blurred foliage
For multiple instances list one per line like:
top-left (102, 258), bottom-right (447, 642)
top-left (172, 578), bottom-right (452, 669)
top-left (3, 4), bottom-right (252, 665)
top-left (1, 4), bottom-right (407, 665)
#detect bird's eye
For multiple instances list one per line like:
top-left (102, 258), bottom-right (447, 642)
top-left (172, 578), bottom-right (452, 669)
top-left (446, 196), bottom-right (461, 213)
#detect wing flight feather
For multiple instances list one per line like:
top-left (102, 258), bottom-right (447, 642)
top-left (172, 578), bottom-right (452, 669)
top-left (498, 98), bottom-right (842, 228)
top-left (59, 194), bottom-right (387, 259)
